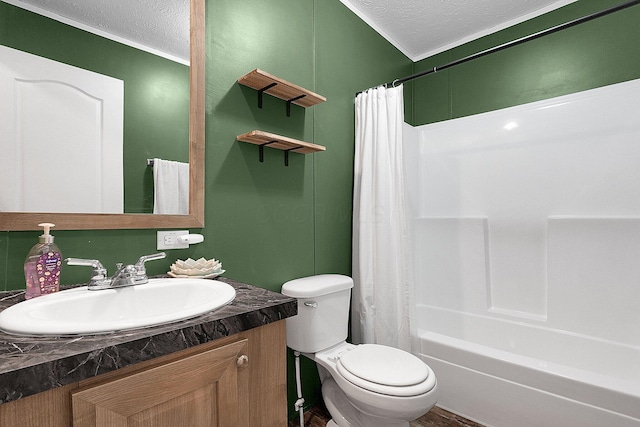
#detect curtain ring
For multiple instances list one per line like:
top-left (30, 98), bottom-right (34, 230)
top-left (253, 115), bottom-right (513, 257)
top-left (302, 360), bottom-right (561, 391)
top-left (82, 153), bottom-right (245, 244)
top-left (391, 79), bottom-right (400, 87)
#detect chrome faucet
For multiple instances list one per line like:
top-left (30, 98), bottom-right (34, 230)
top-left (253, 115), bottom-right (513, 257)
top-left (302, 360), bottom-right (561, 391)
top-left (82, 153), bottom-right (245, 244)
top-left (66, 252), bottom-right (166, 290)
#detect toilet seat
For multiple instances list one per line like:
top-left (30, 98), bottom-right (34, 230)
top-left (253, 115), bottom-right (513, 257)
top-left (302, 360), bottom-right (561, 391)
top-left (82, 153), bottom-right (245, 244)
top-left (336, 344), bottom-right (435, 397)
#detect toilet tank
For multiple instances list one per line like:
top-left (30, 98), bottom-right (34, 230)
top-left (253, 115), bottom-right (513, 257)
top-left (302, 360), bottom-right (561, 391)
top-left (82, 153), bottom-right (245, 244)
top-left (281, 274), bottom-right (354, 353)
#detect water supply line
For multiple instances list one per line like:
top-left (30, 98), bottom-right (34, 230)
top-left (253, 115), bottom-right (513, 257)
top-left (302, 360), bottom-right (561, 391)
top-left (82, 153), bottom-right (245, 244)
top-left (294, 351), bottom-right (305, 427)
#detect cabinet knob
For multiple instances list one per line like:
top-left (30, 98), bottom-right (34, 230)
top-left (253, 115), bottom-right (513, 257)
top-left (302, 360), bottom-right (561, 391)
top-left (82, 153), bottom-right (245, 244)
top-left (237, 354), bottom-right (249, 368)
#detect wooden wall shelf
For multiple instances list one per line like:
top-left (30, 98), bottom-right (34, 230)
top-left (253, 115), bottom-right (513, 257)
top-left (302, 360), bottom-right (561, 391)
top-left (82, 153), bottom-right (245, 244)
top-left (237, 130), bottom-right (326, 166)
top-left (237, 69), bottom-right (326, 116)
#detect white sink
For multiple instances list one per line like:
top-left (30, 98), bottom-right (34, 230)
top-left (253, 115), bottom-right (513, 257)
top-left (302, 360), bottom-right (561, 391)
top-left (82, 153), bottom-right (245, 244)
top-left (0, 278), bottom-right (235, 336)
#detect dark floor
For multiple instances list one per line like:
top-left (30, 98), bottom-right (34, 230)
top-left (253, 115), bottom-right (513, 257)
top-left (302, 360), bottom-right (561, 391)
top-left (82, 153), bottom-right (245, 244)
top-left (288, 403), bottom-right (485, 427)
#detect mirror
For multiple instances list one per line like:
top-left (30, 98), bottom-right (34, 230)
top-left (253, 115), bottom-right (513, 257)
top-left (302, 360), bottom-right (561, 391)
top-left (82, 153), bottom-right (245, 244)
top-left (0, 0), bottom-right (205, 231)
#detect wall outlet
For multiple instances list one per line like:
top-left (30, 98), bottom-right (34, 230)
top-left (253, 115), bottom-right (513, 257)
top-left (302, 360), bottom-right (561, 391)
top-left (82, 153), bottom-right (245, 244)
top-left (157, 230), bottom-right (189, 250)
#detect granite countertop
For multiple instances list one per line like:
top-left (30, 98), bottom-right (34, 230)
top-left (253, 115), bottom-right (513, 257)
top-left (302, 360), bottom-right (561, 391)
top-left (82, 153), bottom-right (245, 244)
top-left (0, 277), bottom-right (297, 405)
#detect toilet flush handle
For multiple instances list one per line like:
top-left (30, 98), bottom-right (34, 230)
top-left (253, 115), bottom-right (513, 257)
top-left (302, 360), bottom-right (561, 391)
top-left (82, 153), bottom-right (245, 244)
top-left (304, 301), bottom-right (318, 308)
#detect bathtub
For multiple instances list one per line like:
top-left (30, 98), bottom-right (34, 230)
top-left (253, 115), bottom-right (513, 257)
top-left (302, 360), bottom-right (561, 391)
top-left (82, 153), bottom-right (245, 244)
top-left (415, 304), bottom-right (640, 427)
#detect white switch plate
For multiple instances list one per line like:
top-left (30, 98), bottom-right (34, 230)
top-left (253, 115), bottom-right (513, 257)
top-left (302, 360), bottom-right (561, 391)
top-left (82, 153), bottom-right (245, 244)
top-left (157, 230), bottom-right (189, 250)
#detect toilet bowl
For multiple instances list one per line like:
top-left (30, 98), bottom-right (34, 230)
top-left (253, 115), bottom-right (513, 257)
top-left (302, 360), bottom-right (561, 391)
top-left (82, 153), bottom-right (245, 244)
top-left (282, 275), bottom-right (438, 427)
top-left (314, 342), bottom-right (438, 426)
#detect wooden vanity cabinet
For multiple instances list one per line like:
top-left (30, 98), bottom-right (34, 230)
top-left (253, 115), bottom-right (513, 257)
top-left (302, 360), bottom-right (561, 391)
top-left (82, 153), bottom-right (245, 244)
top-left (0, 321), bottom-right (287, 427)
top-left (72, 338), bottom-right (249, 427)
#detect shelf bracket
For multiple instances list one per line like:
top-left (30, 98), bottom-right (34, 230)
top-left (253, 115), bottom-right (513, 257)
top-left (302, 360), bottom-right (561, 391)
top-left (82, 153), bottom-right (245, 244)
top-left (257, 83), bottom-right (278, 109)
top-left (286, 95), bottom-right (307, 117)
top-left (284, 146), bottom-right (303, 166)
top-left (258, 140), bottom-right (278, 162)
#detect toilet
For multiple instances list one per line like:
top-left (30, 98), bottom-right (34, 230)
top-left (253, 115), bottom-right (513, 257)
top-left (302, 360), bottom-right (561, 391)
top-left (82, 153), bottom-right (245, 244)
top-left (281, 274), bottom-right (438, 427)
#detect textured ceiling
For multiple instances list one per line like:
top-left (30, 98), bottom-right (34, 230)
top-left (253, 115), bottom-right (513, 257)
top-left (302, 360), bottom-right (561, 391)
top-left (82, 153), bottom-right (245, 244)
top-left (339, 0), bottom-right (578, 61)
top-left (5, 0), bottom-right (189, 63)
top-left (6, 0), bottom-right (578, 64)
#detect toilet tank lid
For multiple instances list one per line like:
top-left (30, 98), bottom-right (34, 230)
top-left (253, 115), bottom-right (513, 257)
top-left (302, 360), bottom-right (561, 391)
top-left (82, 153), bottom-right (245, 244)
top-left (281, 274), bottom-right (353, 298)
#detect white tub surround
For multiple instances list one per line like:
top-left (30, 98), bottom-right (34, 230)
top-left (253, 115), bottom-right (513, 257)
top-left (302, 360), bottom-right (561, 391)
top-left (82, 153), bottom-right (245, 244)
top-left (404, 78), bottom-right (640, 426)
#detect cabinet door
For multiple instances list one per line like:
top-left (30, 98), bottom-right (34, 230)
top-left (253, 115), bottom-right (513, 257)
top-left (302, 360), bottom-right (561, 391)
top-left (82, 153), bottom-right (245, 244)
top-left (71, 339), bottom-right (249, 427)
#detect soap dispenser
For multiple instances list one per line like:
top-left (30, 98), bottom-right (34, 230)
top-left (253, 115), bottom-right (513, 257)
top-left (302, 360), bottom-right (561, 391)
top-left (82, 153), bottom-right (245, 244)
top-left (24, 222), bottom-right (62, 299)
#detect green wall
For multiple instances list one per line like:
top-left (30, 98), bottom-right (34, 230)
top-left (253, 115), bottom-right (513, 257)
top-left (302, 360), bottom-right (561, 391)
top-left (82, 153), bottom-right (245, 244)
top-left (0, 2), bottom-right (189, 214)
top-left (0, 0), bottom-right (411, 417)
top-left (203, 0), bottom-right (411, 288)
top-left (204, 0), bottom-right (411, 415)
top-left (409, 0), bottom-right (640, 126)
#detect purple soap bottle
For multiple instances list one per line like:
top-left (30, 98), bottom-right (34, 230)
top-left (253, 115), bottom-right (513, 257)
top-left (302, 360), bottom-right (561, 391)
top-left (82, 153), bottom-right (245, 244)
top-left (24, 223), bottom-right (62, 299)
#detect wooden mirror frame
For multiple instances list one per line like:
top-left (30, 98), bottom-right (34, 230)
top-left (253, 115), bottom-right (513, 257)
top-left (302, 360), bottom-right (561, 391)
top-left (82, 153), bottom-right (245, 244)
top-left (0, 0), bottom-right (205, 231)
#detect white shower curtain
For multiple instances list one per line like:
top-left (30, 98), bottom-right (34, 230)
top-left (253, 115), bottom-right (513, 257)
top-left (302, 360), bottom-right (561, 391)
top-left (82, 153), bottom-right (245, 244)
top-left (352, 85), bottom-right (412, 352)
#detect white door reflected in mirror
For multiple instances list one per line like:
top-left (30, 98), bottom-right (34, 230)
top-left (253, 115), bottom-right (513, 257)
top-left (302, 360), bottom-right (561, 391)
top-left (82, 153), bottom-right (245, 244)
top-left (0, 45), bottom-right (124, 214)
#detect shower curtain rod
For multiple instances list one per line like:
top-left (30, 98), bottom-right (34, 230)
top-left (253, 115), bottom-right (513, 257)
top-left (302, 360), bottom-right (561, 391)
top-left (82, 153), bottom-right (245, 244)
top-left (357, 0), bottom-right (640, 95)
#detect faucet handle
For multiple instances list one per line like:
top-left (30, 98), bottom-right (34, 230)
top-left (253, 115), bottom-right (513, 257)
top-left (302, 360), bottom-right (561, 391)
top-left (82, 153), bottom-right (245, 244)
top-left (65, 258), bottom-right (107, 276)
top-left (66, 257), bottom-right (104, 267)
top-left (134, 252), bottom-right (166, 274)
top-left (65, 258), bottom-right (110, 289)
top-left (135, 252), bottom-right (167, 267)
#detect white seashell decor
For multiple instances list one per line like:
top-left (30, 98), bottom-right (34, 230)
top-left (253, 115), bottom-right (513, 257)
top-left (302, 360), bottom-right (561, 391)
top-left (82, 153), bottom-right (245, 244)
top-left (168, 257), bottom-right (223, 278)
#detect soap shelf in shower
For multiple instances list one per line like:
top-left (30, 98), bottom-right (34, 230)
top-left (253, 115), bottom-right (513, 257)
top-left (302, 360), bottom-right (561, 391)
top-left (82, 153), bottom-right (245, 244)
top-left (237, 69), bottom-right (326, 116)
top-left (237, 130), bottom-right (326, 166)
